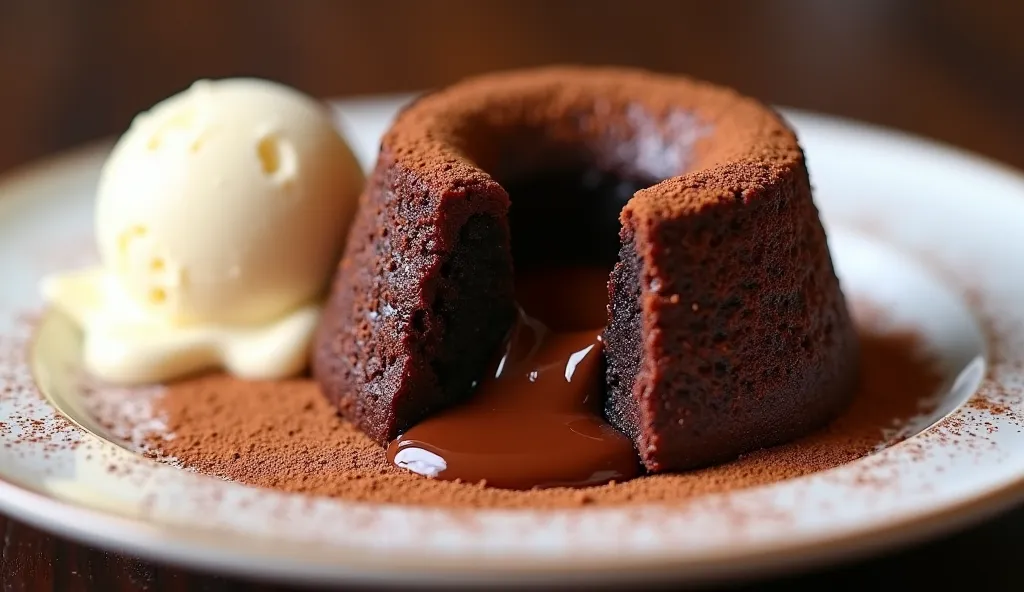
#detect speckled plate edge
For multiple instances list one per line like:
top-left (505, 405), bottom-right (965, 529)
top-left (0, 97), bottom-right (1021, 588)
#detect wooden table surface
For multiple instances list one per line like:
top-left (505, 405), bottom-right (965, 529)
top-left (2, 1), bottom-right (1024, 589)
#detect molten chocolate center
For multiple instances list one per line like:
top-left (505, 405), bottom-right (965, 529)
top-left (387, 268), bottom-right (640, 489)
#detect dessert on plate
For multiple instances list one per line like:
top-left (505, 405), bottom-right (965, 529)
top-left (314, 67), bottom-right (859, 482)
top-left (42, 78), bottom-right (364, 384)
top-left (42, 66), bottom-right (861, 492)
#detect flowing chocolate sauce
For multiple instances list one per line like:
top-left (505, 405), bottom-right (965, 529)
top-left (386, 267), bottom-right (641, 489)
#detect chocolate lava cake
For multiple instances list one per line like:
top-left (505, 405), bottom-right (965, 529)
top-left (313, 66), bottom-right (860, 473)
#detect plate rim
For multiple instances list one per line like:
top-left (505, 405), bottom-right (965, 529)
top-left (0, 461), bottom-right (1021, 587)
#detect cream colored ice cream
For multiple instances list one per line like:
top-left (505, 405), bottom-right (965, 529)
top-left (41, 78), bottom-right (364, 384)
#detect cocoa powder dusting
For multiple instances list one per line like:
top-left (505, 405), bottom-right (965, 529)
top-left (139, 310), bottom-right (945, 509)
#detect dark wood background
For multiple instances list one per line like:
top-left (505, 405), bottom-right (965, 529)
top-left (3, 0), bottom-right (1024, 175)
top-left (2, 0), bottom-right (1024, 589)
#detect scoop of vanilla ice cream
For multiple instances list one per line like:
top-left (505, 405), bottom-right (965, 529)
top-left (41, 78), bottom-right (365, 384)
top-left (95, 78), bottom-right (363, 327)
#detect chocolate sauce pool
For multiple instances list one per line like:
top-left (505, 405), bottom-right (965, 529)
top-left (386, 268), bottom-right (641, 489)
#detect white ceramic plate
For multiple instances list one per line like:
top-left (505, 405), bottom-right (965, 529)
top-left (1, 95), bottom-right (1023, 588)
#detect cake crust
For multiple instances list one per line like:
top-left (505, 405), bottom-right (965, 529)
top-left (313, 66), bottom-right (859, 471)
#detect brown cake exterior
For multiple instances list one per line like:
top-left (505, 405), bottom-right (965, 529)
top-left (313, 66), bottom-right (859, 471)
